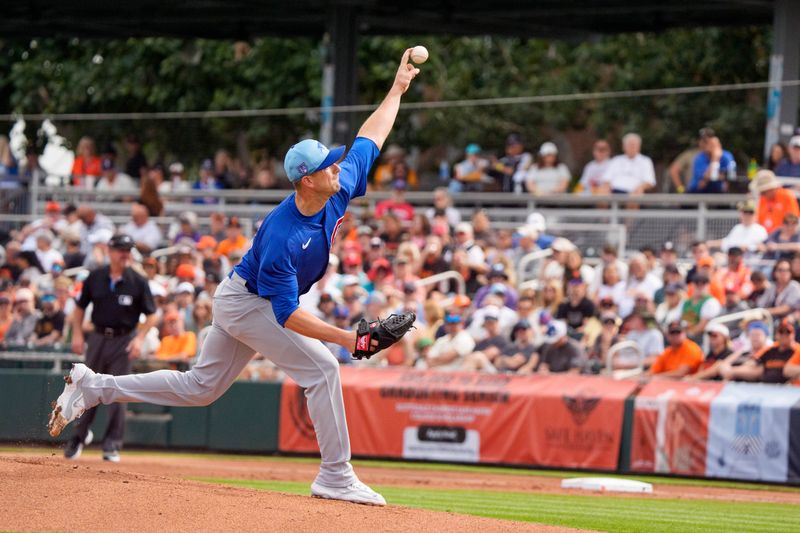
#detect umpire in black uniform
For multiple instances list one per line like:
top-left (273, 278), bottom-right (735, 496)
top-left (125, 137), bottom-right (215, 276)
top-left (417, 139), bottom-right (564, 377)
top-left (66, 233), bottom-right (157, 461)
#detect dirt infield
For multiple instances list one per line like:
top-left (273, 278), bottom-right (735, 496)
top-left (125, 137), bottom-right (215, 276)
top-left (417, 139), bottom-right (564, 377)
top-left (2, 450), bottom-right (798, 533)
top-left (0, 454), bottom-right (589, 533)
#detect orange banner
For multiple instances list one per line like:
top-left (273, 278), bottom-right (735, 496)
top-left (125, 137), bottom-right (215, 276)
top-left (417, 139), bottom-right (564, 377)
top-left (279, 367), bottom-right (637, 469)
top-left (630, 380), bottom-right (724, 476)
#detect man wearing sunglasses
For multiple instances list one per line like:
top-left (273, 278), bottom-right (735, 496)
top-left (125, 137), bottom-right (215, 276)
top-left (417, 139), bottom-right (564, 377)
top-left (649, 320), bottom-right (703, 378)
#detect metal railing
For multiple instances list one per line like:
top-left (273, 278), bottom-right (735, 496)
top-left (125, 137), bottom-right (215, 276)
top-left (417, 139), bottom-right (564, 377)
top-left (704, 308), bottom-right (774, 352)
top-left (0, 350), bottom-right (83, 374)
top-left (416, 270), bottom-right (466, 295)
top-left (517, 249), bottom-right (553, 285)
top-left (605, 340), bottom-right (645, 380)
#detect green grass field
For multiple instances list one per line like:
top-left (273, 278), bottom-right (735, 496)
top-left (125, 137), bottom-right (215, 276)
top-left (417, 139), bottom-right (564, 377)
top-left (202, 477), bottom-right (800, 533)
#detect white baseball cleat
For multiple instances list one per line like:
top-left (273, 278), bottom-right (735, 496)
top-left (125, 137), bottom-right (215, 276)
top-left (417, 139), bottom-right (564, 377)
top-left (48, 363), bottom-right (94, 437)
top-left (311, 479), bottom-right (386, 506)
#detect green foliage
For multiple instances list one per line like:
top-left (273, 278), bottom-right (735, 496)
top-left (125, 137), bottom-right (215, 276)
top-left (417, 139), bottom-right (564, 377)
top-left (0, 27), bottom-right (772, 169)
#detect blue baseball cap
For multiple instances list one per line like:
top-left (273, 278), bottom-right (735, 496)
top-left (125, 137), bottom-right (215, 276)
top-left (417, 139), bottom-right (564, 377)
top-left (284, 139), bottom-right (346, 183)
top-left (465, 143), bottom-right (481, 155)
top-left (747, 321), bottom-right (769, 335)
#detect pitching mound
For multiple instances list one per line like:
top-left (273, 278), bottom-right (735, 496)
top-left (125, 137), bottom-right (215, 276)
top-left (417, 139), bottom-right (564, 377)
top-left (0, 455), bottom-right (582, 533)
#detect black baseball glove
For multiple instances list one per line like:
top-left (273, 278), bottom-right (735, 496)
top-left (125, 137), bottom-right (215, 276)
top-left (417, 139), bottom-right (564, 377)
top-left (353, 313), bottom-right (416, 360)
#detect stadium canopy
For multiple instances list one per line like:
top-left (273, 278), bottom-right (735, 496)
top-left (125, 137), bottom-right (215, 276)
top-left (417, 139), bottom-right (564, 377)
top-left (3, 0), bottom-right (797, 148)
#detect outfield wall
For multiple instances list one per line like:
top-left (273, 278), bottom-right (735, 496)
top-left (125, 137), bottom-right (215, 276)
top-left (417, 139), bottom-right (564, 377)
top-left (2, 367), bottom-right (799, 484)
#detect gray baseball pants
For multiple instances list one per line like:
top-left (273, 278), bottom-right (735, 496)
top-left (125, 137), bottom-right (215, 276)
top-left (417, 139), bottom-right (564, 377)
top-left (79, 272), bottom-right (356, 487)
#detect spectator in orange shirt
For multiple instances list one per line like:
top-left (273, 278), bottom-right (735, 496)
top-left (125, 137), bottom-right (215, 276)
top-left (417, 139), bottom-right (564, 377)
top-left (753, 169), bottom-right (799, 233)
top-left (155, 310), bottom-right (197, 361)
top-left (649, 320), bottom-right (704, 377)
top-left (0, 294), bottom-right (12, 342)
top-left (713, 247), bottom-right (752, 299)
top-left (688, 256), bottom-right (726, 304)
top-left (71, 136), bottom-right (102, 187)
top-left (783, 342), bottom-right (800, 384)
top-left (216, 217), bottom-right (248, 260)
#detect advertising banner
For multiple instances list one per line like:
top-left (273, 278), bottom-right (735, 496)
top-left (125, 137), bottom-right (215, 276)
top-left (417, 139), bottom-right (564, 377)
top-left (279, 367), bottom-right (636, 469)
top-left (630, 380), bottom-right (723, 476)
top-left (706, 382), bottom-right (800, 482)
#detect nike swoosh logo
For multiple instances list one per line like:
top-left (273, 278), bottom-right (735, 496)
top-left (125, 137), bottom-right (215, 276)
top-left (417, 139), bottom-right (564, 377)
top-left (302, 238), bottom-right (311, 250)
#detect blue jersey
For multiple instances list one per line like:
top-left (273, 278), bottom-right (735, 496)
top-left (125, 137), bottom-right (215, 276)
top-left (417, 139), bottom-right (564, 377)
top-left (234, 137), bottom-right (379, 326)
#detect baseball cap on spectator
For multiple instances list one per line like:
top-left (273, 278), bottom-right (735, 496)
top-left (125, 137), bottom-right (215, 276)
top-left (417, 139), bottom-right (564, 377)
top-left (539, 142), bottom-right (558, 156)
top-left (45, 201), bottom-right (61, 213)
top-left (228, 216), bottom-right (241, 228)
top-left (599, 296), bottom-right (615, 308)
top-left (490, 283), bottom-right (507, 295)
top-left (664, 264), bottom-right (680, 275)
top-left (101, 158), bottom-right (114, 171)
top-left (727, 246), bottom-right (744, 256)
top-left (664, 282), bottom-right (685, 294)
top-left (790, 135), bottom-right (800, 148)
top-left (541, 320), bottom-right (567, 344)
top-left (505, 133), bottom-right (523, 146)
top-left (483, 305), bottom-right (500, 321)
top-left (148, 281), bottom-right (167, 298)
top-left (465, 143), bottom-right (481, 155)
top-left (736, 199), bottom-right (756, 213)
top-left (452, 294), bottom-right (471, 308)
top-left (108, 233), bottom-right (135, 250)
top-left (567, 275), bottom-right (584, 286)
top-left (179, 211), bottom-right (198, 226)
top-left (415, 337), bottom-right (434, 350)
top-left (176, 264), bottom-right (196, 279)
top-left (693, 273), bottom-right (711, 286)
top-left (201, 159), bottom-right (214, 171)
top-left (661, 241), bottom-right (675, 253)
top-left (283, 139), bottom-right (346, 183)
top-left (169, 162), bottom-right (184, 175)
top-left (41, 293), bottom-right (56, 304)
top-left (205, 271), bottom-right (222, 284)
top-left (164, 310), bottom-right (181, 322)
top-left (454, 222), bottom-right (473, 236)
top-left (14, 288), bottom-right (34, 303)
top-left (367, 258), bottom-right (391, 280)
top-left (511, 319), bottom-right (533, 341)
top-left (197, 235), bottom-right (218, 250)
top-left (705, 323), bottom-right (730, 338)
top-left (778, 318), bottom-right (795, 333)
top-left (748, 320), bottom-right (769, 335)
top-left (88, 228), bottom-right (114, 246)
top-left (0, 294), bottom-right (10, 305)
top-left (526, 212), bottom-right (547, 233)
top-left (600, 312), bottom-right (621, 326)
top-left (666, 320), bottom-right (688, 334)
top-left (340, 274), bottom-right (360, 287)
top-left (369, 237), bottom-right (384, 248)
top-left (343, 252), bottom-right (362, 267)
top-left (366, 291), bottom-right (387, 306)
top-left (62, 227), bottom-right (81, 244)
top-left (357, 225), bottom-right (373, 237)
top-left (176, 281), bottom-right (195, 295)
top-left (333, 305), bottom-right (350, 319)
top-left (392, 179), bottom-right (408, 190)
top-left (431, 224), bottom-right (448, 237)
top-left (697, 257), bottom-right (714, 268)
top-left (402, 281), bottom-right (417, 294)
top-left (751, 170), bottom-right (782, 193)
top-left (551, 237), bottom-right (576, 252)
top-left (444, 311), bottom-right (462, 324)
top-left (488, 263), bottom-right (508, 279)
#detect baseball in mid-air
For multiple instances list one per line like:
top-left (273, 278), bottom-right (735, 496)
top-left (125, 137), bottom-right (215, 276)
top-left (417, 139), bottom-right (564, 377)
top-left (410, 45), bottom-right (429, 64)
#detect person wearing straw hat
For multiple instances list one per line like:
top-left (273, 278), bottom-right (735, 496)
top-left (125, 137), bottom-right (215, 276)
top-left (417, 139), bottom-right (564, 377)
top-left (752, 169), bottom-right (799, 233)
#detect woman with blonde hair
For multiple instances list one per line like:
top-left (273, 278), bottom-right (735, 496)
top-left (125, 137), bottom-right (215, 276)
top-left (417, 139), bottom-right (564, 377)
top-left (71, 136), bottom-right (101, 187)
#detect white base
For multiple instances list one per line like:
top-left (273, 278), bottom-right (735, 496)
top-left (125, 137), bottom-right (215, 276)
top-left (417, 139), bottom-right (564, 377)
top-left (560, 477), bottom-right (653, 494)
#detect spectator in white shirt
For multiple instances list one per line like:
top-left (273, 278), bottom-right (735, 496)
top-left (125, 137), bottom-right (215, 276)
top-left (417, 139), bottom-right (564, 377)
top-left (706, 199), bottom-right (768, 253)
top-left (34, 231), bottom-right (63, 273)
top-left (422, 311), bottom-right (476, 371)
top-left (578, 140), bottom-right (612, 195)
top-left (425, 187), bottom-right (461, 227)
top-left (95, 158), bottom-right (136, 191)
top-left (525, 142), bottom-right (570, 196)
top-left (602, 133), bottom-right (656, 194)
top-left (619, 252), bottom-right (663, 318)
top-left (121, 202), bottom-right (163, 254)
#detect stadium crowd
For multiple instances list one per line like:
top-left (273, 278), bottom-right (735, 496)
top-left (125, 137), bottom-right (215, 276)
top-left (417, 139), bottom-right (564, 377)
top-left (2, 129), bottom-right (800, 385)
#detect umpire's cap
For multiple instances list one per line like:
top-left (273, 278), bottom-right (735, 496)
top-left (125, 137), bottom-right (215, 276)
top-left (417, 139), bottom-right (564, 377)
top-left (108, 234), bottom-right (135, 250)
top-left (284, 139), bottom-right (346, 183)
